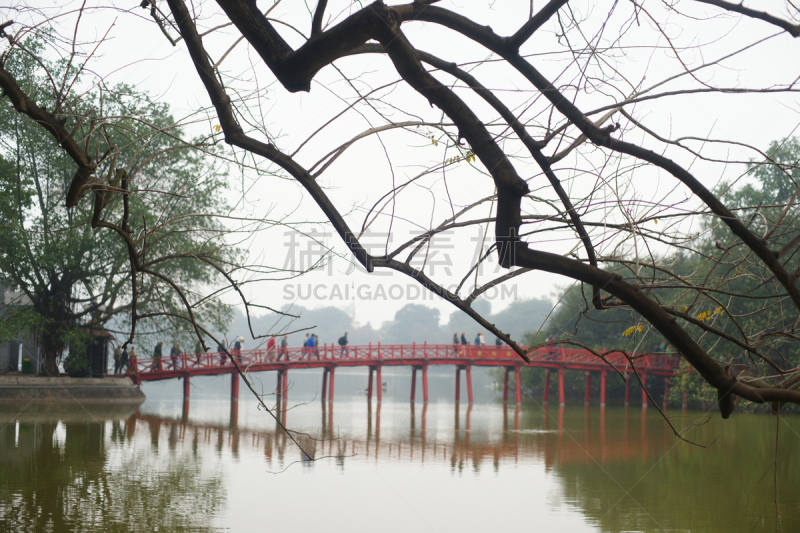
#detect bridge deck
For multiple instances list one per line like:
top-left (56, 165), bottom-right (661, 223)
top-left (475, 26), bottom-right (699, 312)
top-left (128, 343), bottom-right (678, 382)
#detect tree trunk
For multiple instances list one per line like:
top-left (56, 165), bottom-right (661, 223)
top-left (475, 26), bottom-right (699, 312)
top-left (40, 333), bottom-right (62, 376)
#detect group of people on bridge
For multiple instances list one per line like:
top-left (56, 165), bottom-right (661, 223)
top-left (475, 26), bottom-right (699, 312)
top-left (125, 328), bottom-right (512, 374)
top-left (451, 332), bottom-right (503, 354)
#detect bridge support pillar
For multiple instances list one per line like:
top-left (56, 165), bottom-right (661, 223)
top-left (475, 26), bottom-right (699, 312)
top-left (641, 371), bottom-right (647, 409)
top-left (503, 368), bottom-right (510, 403)
top-left (230, 398), bottom-right (238, 428)
top-left (455, 367), bottom-right (461, 403)
top-left (321, 368), bottom-right (328, 402)
top-left (422, 365), bottom-right (429, 403)
top-left (663, 377), bottom-right (670, 408)
top-left (625, 376), bottom-right (631, 406)
top-left (183, 375), bottom-right (190, 401)
top-left (283, 369), bottom-right (289, 402)
top-left (515, 367), bottom-right (521, 405)
top-left (600, 370), bottom-right (607, 407)
top-left (376, 366), bottom-right (382, 403)
top-left (328, 367), bottom-right (335, 402)
top-left (231, 372), bottom-right (239, 402)
top-left (584, 371), bottom-right (591, 405)
top-left (558, 367), bottom-right (565, 406)
top-left (410, 367), bottom-right (417, 402)
top-left (543, 369), bottom-right (550, 403)
top-left (368, 367), bottom-right (374, 401)
top-left (466, 365), bottom-right (473, 404)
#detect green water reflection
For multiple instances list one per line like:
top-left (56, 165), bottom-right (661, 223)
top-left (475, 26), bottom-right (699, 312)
top-left (0, 406), bottom-right (223, 532)
top-left (0, 400), bottom-right (798, 532)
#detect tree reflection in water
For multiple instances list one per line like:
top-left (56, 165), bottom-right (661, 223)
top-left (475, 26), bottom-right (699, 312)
top-left (1, 402), bottom-right (798, 532)
top-left (0, 407), bottom-right (223, 532)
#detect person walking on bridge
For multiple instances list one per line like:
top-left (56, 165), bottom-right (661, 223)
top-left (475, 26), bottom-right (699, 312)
top-left (452, 333), bottom-right (459, 355)
top-left (170, 342), bottom-right (182, 369)
top-left (545, 334), bottom-right (556, 359)
top-left (153, 341), bottom-right (163, 371)
top-left (233, 337), bottom-right (243, 363)
top-left (305, 333), bottom-right (316, 360)
top-left (123, 346), bottom-right (133, 373)
top-left (217, 339), bottom-right (227, 365)
top-left (194, 340), bottom-right (204, 366)
top-left (113, 345), bottom-right (122, 374)
top-left (279, 335), bottom-right (288, 361)
top-left (338, 332), bottom-right (348, 357)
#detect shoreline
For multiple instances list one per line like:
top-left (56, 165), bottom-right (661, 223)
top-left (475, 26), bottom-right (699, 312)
top-left (0, 373), bottom-right (146, 404)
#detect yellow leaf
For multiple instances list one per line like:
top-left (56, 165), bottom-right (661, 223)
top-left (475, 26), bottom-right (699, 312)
top-left (214, 125), bottom-right (221, 132)
top-left (654, 219), bottom-right (658, 224)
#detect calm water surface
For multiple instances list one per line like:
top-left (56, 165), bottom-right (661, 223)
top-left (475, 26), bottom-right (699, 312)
top-left (1, 367), bottom-right (798, 532)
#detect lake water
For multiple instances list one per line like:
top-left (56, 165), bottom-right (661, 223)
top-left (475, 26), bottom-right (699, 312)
top-left (1, 366), bottom-right (798, 532)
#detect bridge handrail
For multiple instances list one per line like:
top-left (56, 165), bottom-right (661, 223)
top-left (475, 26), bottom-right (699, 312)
top-left (127, 342), bottom-right (680, 377)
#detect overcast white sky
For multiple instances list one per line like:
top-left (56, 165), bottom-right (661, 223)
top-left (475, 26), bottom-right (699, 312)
top-left (5, 0), bottom-right (800, 330)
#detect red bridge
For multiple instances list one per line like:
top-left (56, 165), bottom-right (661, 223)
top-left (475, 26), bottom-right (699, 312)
top-left (127, 343), bottom-right (680, 408)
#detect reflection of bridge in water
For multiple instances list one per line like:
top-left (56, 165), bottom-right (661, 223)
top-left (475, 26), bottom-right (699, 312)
top-left (138, 402), bottom-right (669, 470)
top-left (129, 344), bottom-right (679, 408)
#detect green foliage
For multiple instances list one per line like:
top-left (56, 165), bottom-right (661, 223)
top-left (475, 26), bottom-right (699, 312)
top-left (702, 138), bottom-right (800, 368)
top-left (0, 36), bottom-right (234, 372)
top-left (667, 360), bottom-right (716, 408)
top-left (519, 137), bottom-right (800, 405)
top-left (62, 347), bottom-right (90, 377)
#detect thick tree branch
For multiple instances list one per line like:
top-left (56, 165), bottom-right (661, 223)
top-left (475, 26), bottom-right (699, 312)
top-left (311, 0), bottom-right (327, 36)
top-left (167, 0), bottom-right (374, 271)
top-left (0, 63), bottom-right (96, 206)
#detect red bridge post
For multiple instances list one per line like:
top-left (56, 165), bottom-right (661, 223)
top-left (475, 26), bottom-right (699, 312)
top-left (625, 376), bottom-right (631, 406)
top-left (320, 368), bottom-right (327, 402)
top-left (641, 371), bottom-right (647, 409)
top-left (283, 369), bottom-right (289, 402)
top-left (230, 398), bottom-right (238, 428)
top-left (182, 395), bottom-right (190, 423)
top-left (503, 368), bottom-right (510, 403)
top-left (376, 365), bottom-right (382, 402)
top-left (584, 371), bottom-right (591, 405)
top-left (600, 370), bottom-right (607, 407)
top-left (183, 375), bottom-right (190, 401)
top-left (558, 366), bottom-right (565, 406)
top-left (455, 367), bottom-right (461, 403)
top-left (466, 365), bottom-right (473, 404)
top-left (422, 365), bottom-right (429, 403)
top-left (231, 371), bottom-right (239, 402)
top-left (543, 369), bottom-right (550, 403)
top-left (367, 367), bottom-right (374, 401)
top-left (410, 367), bottom-right (417, 403)
top-left (328, 367), bottom-right (335, 402)
top-left (515, 366), bottom-right (521, 405)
